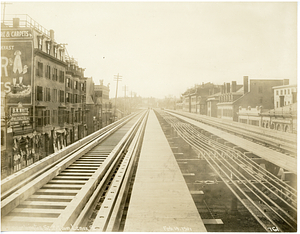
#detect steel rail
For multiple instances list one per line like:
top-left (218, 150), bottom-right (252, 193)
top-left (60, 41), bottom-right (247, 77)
top-left (175, 125), bottom-right (280, 232)
top-left (165, 114), bottom-right (297, 205)
top-left (1, 112), bottom-right (141, 200)
top-left (170, 117), bottom-right (297, 222)
top-left (70, 111), bottom-right (148, 231)
top-left (90, 110), bottom-right (148, 231)
top-left (182, 123), bottom-right (297, 209)
top-left (1, 111), bottom-right (147, 231)
top-left (49, 111), bottom-right (149, 230)
top-left (158, 111), bottom-right (296, 232)
top-left (166, 110), bottom-right (296, 156)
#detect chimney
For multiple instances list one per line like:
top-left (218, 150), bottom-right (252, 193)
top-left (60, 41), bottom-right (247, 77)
top-left (231, 81), bottom-right (237, 92)
top-left (50, 30), bottom-right (55, 41)
top-left (283, 79), bottom-right (289, 85)
top-left (13, 18), bottom-right (20, 27)
top-left (226, 83), bottom-right (230, 93)
top-left (223, 82), bottom-right (227, 93)
top-left (243, 76), bottom-right (249, 93)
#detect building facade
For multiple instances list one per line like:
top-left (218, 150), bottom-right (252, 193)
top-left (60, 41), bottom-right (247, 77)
top-left (94, 80), bottom-right (112, 130)
top-left (1, 15), bottom-right (90, 176)
top-left (219, 76), bottom-right (288, 122)
top-left (181, 83), bottom-right (221, 115)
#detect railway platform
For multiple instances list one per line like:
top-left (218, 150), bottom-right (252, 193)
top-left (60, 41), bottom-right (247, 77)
top-left (124, 110), bottom-right (207, 232)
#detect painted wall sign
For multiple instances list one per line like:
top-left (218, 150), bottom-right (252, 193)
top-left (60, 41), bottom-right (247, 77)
top-left (1, 40), bottom-right (33, 104)
top-left (1, 29), bottom-right (33, 39)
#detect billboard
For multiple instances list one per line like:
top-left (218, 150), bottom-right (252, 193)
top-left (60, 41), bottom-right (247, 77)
top-left (1, 40), bottom-right (33, 105)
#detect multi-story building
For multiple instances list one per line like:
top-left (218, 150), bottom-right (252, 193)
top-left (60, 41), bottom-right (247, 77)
top-left (181, 83), bottom-right (221, 115)
top-left (1, 15), bottom-right (88, 175)
top-left (85, 77), bottom-right (96, 135)
top-left (258, 84), bottom-right (297, 133)
top-left (273, 84), bottom-right (297, 108)
top-left (94, 80), bottom-right (112, 128)
top-left (64, 57), bottom-right (87, 146)
top-left (219, 76), bottom-right (288, 122)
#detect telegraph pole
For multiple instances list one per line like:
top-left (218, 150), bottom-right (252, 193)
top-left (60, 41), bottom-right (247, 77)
top-left (123, 85), bottom-right (128, 115)
top-left (1, 2), bottom-right (12, 24)
top-left (114, 73), bottom-right (122, 121)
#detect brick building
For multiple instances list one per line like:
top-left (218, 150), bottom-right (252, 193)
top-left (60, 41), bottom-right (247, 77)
top-left (1, 15), bottom-right (89, 176)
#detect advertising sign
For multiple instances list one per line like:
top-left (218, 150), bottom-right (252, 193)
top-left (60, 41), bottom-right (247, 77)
top-left (1, 40), bottom-right (33, 104)
top-left (10, 104), bottom-right (30, 127)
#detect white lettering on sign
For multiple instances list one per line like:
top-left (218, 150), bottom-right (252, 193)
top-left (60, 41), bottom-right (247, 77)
top-left (1, 45), bottom-right (15, 50)
top-left (1, 30), bottom-right (31, 38)
top-left (0, 82), bottom-right (12, 93)
top-left (1, 57), bottom-right (8, 76)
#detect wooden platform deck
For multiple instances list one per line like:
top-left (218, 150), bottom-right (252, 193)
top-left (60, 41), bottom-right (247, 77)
top-left (123, 110), bottom-right (207, 232)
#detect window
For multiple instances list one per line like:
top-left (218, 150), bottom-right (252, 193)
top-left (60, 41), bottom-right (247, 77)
top-left (44, 110), bottom-right (50, 125)
top-left (52, 89), bottom-right (57, 102)
top-left (59, 50), bottom-right (63, 60)
top-left (38, 37), bottom-right (43, 50)
top-left (36, 86), bottom-right (43, 101)
top-left (52, 110), bottom-right (57, 124)
top-left (68, 93), bottom-right (72, 103)
top-left (284, 89), bottom-right (286, 95)
top-left (37, 62), bottom-right (43, 77)
top-left (65, 111), bottom-right (70, 124)
top-left (52, 68), bottom-right (58, 81)
top-left (36, 109), bottom-right (43, 126)
top-left (66, 93), bottom-right (70, 103)
top-left (74, 80), bottom-right (78, 89)
top-left (45, 65), bottom-right (51, 79)
top-left (288, 89), bottom-right (290, 94)
top-left (46, 41), bottom-right (51, 54)
top-left (54, 46), bottom-right (58, 58)
top-left (280, 90), bottom-right (283, 95)
top-left (58, 109), bottom-right (64, 125)
top-left (75, 111), bottom-right (78, 123)
top-left (44, 87), bottom-right (50, 101)
top-left (276, 90), bottom-right (279, 95)
top-left (74, 94), bottom-right (77, 103)
top-left (66, 78), bottom-right (70, 88)
top-left (78, 109), bottom-right (81, 122)
top-left (1, 130), bottom-right (5, 146)
top-left (59, 90), bottom-right (64, 103)
top-left (59, 71), bottom-right (65, 83)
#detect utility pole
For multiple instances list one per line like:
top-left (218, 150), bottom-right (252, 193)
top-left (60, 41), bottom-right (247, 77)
top-left (1, 2), bottom-right (12, 24)
top-left (123, 85), bottom-right (128, 116)
top-left (114, 73), bottom-right (122, 121)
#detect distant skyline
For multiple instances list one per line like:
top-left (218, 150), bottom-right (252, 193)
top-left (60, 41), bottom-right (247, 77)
top-left (3, 2), bottom-right (297, 99)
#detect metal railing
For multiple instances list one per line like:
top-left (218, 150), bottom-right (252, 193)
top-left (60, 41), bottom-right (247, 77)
top-left (3, 14), bottom-right (50, 37)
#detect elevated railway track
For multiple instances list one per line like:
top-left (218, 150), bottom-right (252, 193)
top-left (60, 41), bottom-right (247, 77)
top-left (2, 110), bottom-right (148, 231)
top-left (1, 108), bottom-right (297, 232)
top-left (157, 109), bottom-right (297, 232)
top-left (166, 110), bottom-right (296, 157)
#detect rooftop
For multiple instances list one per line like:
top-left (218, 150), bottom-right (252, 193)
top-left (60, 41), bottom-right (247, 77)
top-left (2, 14), bottom-right (50, 37)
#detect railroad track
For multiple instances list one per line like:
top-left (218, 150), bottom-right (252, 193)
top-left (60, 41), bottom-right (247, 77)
top-left (156, 110), bottom-right (297, 232)
top-left (1, 110), bottom-right (148, 232)
top-left (165, 110), bottom-right (296, 157)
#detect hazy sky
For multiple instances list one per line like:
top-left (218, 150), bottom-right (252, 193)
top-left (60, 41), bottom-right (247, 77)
top-left (3, 2), bottom-right (297, 99)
